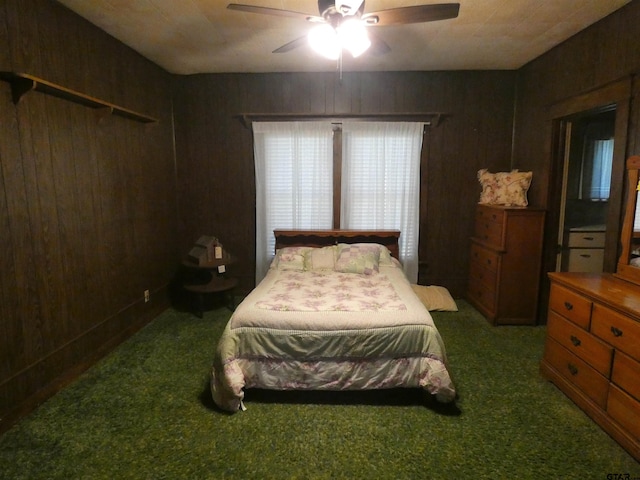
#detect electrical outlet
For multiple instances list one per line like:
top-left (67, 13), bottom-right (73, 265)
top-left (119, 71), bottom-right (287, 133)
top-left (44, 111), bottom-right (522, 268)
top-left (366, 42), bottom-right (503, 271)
top-left (144, 290), bottom-right (150, 303)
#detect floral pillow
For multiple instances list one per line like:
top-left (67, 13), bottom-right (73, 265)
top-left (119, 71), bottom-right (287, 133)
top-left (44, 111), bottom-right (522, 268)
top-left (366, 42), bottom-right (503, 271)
top-left (478, 169), bottom-right (532, 207)
top-left (304, 246), bottom-right (337, 271)
top-left (272, 246), bottom-right (311, 271)
top-left (335, 243), bottom-right (381, 275)
top-left (377, 245), bottom-right (395, 266)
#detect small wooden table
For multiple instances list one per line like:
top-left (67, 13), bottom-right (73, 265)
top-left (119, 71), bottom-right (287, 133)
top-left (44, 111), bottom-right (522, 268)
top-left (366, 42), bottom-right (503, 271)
top-left (181, 253), bottom-right (238, 317)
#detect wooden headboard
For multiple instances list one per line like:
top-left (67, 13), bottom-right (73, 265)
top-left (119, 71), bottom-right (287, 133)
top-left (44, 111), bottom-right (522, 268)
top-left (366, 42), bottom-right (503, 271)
top-left (274, 229), bottom-right (401, 259)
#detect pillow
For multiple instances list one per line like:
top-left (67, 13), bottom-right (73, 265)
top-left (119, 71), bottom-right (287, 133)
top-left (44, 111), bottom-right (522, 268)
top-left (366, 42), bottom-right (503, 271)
top-left (378, 245), bottom-right (395, 266)
top-left (411, 285), bottom-right (458, 311)
top-left (304, 246), bottom-right (337, 271)
top-left (478, 169), bottom-right (532, 207)
top-left (273, 246), bottom-right (311, 271)
top-left (335, 243), bottom-right (381, 275)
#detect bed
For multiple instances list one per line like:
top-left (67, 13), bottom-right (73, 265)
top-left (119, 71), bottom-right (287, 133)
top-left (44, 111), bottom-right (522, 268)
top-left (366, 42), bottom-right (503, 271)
top-left (210, 229), bottom-right (456, 412)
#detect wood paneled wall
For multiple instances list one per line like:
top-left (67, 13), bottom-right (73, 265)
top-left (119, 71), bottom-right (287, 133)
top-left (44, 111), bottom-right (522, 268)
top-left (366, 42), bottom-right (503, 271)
top-left (5, 0), bottom-right (636, 432)
top-left (513, 1), bottom-right (640, 320)
top-left (0, 0), bottom-right (177, 431)
top-left (173, 71), bottom-right (517, 297)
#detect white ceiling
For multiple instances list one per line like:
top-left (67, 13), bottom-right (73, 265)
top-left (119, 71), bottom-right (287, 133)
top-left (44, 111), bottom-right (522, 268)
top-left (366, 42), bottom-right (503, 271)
top-left (55, 0), bottom-right (631, 75)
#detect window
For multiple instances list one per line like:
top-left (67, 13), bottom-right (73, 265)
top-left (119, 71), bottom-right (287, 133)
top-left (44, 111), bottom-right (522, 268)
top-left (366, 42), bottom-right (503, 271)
top-left (341, 122), bottom-right (422, 282)
top-left (254, 122), bottom-right (334, 282)
top-left (254, 121), bottom-right (423, 283)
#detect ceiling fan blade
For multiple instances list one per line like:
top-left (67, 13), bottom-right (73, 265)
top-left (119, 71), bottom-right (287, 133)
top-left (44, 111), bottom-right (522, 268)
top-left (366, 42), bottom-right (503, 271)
top-left (227, 4), bottom-right (323, 22)
top-left (272, 36), bottom-right (308, 54)
top-left (368, 34), bottom-right (391, 56)
top-left (362, 3), bottom-right (460, 26)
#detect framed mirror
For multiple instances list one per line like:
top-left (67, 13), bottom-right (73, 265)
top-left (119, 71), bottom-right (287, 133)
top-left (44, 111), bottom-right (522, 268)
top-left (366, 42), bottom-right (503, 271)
top-left (615, 155), bottom-right (640, 286)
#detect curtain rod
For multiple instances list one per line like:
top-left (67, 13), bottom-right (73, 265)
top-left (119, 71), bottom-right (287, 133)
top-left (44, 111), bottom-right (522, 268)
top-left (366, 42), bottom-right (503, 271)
top-left (237, 112), bottom-right (446, 129)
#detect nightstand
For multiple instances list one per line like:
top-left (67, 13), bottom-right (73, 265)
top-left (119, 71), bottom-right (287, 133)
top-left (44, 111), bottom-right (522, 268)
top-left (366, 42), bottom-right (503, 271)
top-left (182, 252), bottom-right (238, 317)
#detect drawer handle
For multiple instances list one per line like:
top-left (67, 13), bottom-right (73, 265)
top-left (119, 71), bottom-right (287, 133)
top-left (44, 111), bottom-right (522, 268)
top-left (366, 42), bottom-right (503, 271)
top-left (610, 326), bottom-right (623, 337)
top-left (583, 236), bottom-right (595, 241)
top-left (570, 335), bottom-right (581, 347)
top-left (563, 301), bottom-right (573, 311)
top-left (567, 363), bottom-right (578, 376)
top-left (579, 254), bottom-right (591, 258)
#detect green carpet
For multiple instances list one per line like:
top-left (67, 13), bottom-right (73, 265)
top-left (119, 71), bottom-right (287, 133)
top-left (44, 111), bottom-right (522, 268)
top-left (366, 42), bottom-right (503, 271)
top-left (0, 301), bottom-right (638, 479)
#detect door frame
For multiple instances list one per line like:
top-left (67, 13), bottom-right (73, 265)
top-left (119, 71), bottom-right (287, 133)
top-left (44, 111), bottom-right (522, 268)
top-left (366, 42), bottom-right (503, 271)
top-left (547, 77), bottom-right (631, 274)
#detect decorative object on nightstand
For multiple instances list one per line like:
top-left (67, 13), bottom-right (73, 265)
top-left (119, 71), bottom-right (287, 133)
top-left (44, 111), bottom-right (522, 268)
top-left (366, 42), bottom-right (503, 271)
top-left (182, 236), bottom-right (238, 317)
top-left (540, 156), bottom-right (640, 462)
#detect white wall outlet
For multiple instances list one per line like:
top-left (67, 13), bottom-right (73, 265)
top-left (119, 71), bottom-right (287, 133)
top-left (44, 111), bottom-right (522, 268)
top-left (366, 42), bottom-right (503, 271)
top-left (144, 290), bottom-right (150, 303)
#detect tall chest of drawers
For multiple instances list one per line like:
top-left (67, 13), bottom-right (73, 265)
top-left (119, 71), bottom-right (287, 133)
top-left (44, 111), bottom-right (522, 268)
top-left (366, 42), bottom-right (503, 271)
top-left (466, 204), bottom-right (546, 325)
top-left (541, 272), bottom-right (640, 461)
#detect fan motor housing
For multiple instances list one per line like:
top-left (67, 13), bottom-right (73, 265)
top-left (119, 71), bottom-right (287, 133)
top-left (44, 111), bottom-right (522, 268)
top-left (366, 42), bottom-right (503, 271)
top-left (318, 0), bottom-right (365, 18)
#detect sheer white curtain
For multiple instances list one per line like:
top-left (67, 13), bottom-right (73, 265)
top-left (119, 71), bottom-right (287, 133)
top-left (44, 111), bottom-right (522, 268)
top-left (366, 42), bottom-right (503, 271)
top-left (341, 122), bottom-right (423, 282)
top-left (253, 121), bottom-right (334, 283)
top-left (588, 138), bottom-right (614, 200)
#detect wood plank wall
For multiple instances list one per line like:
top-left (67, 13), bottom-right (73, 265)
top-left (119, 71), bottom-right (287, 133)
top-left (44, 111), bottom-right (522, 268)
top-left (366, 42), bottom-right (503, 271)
top-left (0, 0), bottom-right (177, 431)
top-left (173, 71), bottom-right (517, 297)
top-left (513, 1), bottom-right (640, 319)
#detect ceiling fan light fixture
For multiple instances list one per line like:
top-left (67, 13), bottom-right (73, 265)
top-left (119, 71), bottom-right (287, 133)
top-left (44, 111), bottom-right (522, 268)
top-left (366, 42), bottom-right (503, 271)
top-left (308, 24), bottom-right (341, 60)
top-left (338, 19), bottom-right (370, 57)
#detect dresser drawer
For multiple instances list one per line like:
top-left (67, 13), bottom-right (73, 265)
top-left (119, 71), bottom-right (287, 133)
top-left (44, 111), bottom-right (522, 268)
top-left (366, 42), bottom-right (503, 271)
top-left (607, 385), bottom-right (640, 441)
top-left (467, 273), bottom-right (496, 313)
top-left (567, 231), bottom-right (606, 248)
top-left (468, 258), bottom-right (497, 290)
top-left (611, 351), bottom-right (640, 402)
top-left (591, 304), bottom-right (640, 362)
top-left (566, 248), bottom-right (604, 273)
top-left (474, 210), bottom-right (504, 248)
top-left (544, 337), bottom-right (609, 409)
top-left (548, 284), bottom-right (593, 330)
top-left (470, 242), bottom-right (500, 274)
top-left (547, 310), bottom-right (613, 377)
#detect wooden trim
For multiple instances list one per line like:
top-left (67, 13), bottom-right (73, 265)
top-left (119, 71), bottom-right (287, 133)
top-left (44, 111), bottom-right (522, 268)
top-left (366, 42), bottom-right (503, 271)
top-left (617, 156), bottom-right (640, 273)
top-left (238, 112), bottom-right (444, 129)
top-left (549, 76), bottom-right (632, 119)
top-left (332, 126), bottom-right (342, 229)
top-left (0, 72), bottom-right (158, 123)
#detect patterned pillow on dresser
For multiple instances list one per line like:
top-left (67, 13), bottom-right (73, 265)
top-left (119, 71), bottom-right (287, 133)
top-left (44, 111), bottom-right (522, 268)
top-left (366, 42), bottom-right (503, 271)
top-left (478, 169), bottom-right (532, 207)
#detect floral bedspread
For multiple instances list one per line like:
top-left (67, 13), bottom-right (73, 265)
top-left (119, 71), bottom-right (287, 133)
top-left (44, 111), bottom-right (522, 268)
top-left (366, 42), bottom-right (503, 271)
top-left (210, 265), bottom-right (457, 412)
top-left (255, 271), bottom-right (407, 312)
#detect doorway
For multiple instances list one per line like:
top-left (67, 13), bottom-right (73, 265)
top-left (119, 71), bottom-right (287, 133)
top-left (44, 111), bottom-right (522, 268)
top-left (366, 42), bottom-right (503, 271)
top-left (546, 78), bottom-right (631, 282)
top-left (556, 108), bottom-right (616, 272)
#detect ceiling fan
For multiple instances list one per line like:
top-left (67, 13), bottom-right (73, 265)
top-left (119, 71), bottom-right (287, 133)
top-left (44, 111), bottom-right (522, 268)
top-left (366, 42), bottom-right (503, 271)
top-left (227, 1), bottom-right (460, 60)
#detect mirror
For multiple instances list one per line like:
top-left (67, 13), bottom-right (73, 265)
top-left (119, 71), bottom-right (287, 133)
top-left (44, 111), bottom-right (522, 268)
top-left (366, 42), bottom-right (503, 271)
top-left (615, 155), bottom-right (640, 286)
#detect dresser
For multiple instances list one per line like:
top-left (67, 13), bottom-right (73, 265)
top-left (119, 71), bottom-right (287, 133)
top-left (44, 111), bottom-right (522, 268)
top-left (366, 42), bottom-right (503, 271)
top-left (466, 204), bottom-right (546, 325)
top-left (541, 272), bottom-right (640, 461)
